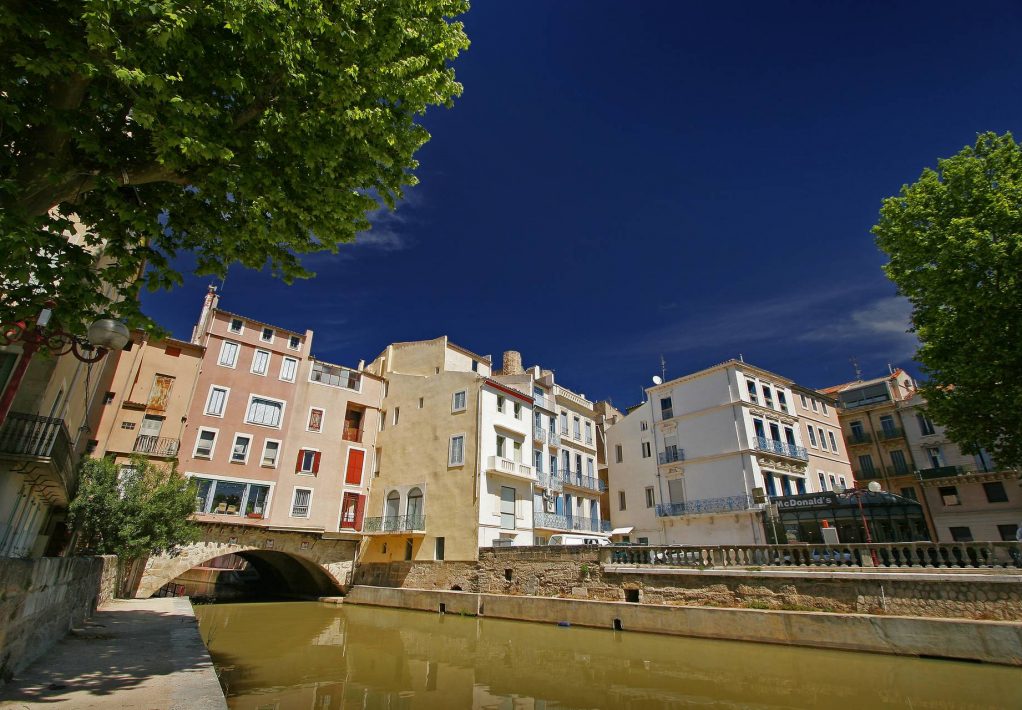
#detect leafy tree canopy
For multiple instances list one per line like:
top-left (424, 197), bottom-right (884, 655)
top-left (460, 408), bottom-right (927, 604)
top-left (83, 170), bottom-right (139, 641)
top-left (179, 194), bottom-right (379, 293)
top-left (874, 131), bottom-right (1022, 469)
top-left (0, 0), bottom-right (469, 333)
top-left (68, 456), bottom-right (199, 559)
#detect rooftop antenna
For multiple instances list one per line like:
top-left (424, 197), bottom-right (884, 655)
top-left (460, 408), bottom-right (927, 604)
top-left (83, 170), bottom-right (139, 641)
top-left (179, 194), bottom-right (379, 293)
top-left (659, 354), bottom-right (666, 382)
top-left (739, 353), bottom-right (744, 363)
top-left (850, 356), bottom-right (863, 381)
top-left (887, 363), bottom-right (894, 375)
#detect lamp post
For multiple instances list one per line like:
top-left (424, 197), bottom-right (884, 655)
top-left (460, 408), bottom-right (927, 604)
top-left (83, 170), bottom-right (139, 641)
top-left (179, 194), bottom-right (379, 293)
top-left (0, 307), bottom-right (130, 427)
top-left (845, 481), bottom-right (882, 565)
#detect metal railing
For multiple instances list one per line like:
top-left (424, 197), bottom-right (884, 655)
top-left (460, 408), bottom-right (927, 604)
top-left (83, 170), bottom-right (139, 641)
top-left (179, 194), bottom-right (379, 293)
top-left (753, 436), bottom-right (808, 461)
top-left (132, 435), bottom-right (180, 457)
top-left (917, 465), bottom-right (968, 479)
top-left (585, 435), bottom-right (594, 445)
top-left (534, 512), bottom-right (611, 533)
top-left (533, 394), bottom-right (557, 412)
top-left (534, 426), bottom-right (546, 442)
top-left (846, 432), bottom-right (873, 445)
top-left (535, 471), bottom-right (563, 491)
top-left (877, 427), bottom-right (904, 441)
top-left (658, 448), bottom-right (685, 464)
top-left (363, 514), bottom-right (426, 533)
top-left (548, 430), bottom-right (561, 446)
top-left (602, 541), bottom-right (1022, 570)
top-left (560, 472), bottom-right (606, 492)
top-left (655, 494), bottom-right (754, 518)
top-left (0, 412), bottom-right (74, 490)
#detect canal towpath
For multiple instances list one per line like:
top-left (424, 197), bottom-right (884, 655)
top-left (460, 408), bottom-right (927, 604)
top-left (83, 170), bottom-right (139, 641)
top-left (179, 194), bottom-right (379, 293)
top-left (0, 597), bottom-right (227, 709)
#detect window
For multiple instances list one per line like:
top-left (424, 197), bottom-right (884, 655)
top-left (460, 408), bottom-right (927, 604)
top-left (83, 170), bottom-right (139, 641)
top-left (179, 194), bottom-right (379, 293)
top-left (514, 401), bottom-right (521, 419)
top-left (640, 420), bottom-right (648, 431)
top-left (260, 327), bottom-right (274, 343)
top-left (418, 397), bottom-right (424, 409)
top-left (948, 526), bottom-right (973, 542)
top-left (218, 340), bottom-right (240, 367)
top-left (261, 440), bottom-right (280, 467)
top-left (514, 441), bottom-right (523, 464)
top-left (828, 431), bottom-right (838, 451)
top-left (250, 349), bottom-right (270, 375)
top-left (228, 318), bottom-right (244, 333)
top-left (660, 396), bottom-right (674, 419)
top-left (246, 396), bottom-right (284, 427)
top-left (849, 420), bottom-right (865, 438)
top-left (746, 381), bottom-right (758, 403)
top-left (310, 361), bottom-right (362, 390)
top-left (939, 485), bottom-right (961, 506)
top-left (829, 474), bottom-right (837, 490)
top-left (818, 472), bottom-right (826, 490)
top-left (641, 441), bottom-right (651, 458)
top-left (435, 537), bottom-right (445, 560)
top-left (452, 390), bottom-right (467, 412)
top-left (917, 412), bottom-right (936, 436)
top-left (997, 524), bottom-right (1019, 542)
top-left (280, 357), bottom-right (298, 382)
top-left (120, 421), bottom-right (136, 430)
top-left (838, 476), bottom-right (846, 489)
top-left (560, 411), bottom-right (568, 433)
top-left (983, 481), bottom-right (1009, 503)
top-left (500, 486), bottom-right (516, 530)
top-left (777, 391), bottom-right (788, 413)
top-left (405, 539), bottom-right (414, 560)
top-left (344, 448), bottom-right (365, 485)
top-left (925, 447), bottom-right (943, 468)
top-left (573, 416), bottom-right (581, 439)
top-left (879, 414), bottom-right (897, 436)
top-left (296, 449), bottom-right (320, 474)
top-left (231, 434), bottom-right (251, 464)
top-left (761, 385), bottom-right (773, 408)
top-left (858, 454), bottom-right (875, 475)
top-left (497, 395), bottom-right (505, 413)
top-left (618, 490), bottom-right (626, 511)
top-left (496, 435), bottom-right (506, 458)
top-left (393, 407), bottom-right (400, 426)
top-left (471, 359), bottom-right (479, 372)
top-left (615, 444), bottom-right (623, 463)
top-left (585, 421), bottom-right (593, 443)
top-left (800, 394), bottom-right (808, 408)
top-left (899, 486), bottom-right (918, 501)
top-left (890, 449), bottom-right (909, 475)
top-left (818, 427), bottom-right (827, 450)
top-left (811, 398), bottom-right (818, 412)
top-left (340, 492), bottom-right (364, 530)
top-left (586, 458), bottom-right (594, 476)
top-left (550, 455), bottom-right (558, 475)
top-left (807, 427), bottom-right (817, 447)
top-left (449, 435), bottom-right (465, 466)
top-left (645, 486), bottom-right (655, 508)
top-left (194, 429), bottom-right (217, 458)
top-left (820, 401), bottom-right (828, 415)
top-left (290, 488), bottom-right (312, 517)
top-left (205, 386), bottom-right (229, 417)
top-left (534, 449), bottom-right (543, 471)
top-left (288, 335), bottom-right (301, 350)
top-left (193, 477), bottom-right (269, 517)
top-left (307, 408), bottom-right (324, 432)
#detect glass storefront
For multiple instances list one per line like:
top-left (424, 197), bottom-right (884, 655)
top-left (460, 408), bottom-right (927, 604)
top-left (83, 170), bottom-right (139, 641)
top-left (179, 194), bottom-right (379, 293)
top-left (768, 491), bottom-right (929, 544)
top-left (194, 477), bottom-right (271, 519)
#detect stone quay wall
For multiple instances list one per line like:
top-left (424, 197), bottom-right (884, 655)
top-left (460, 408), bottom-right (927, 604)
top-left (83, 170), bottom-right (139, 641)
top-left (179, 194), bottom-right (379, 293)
top-left (352, 547), bottom-right (1022, 621)
top-left (0, 555), bottom-right (117, 684)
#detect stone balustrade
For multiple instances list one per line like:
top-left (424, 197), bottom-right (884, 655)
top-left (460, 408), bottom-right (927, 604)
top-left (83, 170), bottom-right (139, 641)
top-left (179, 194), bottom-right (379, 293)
top-left (602, 541), bottom-right (1022, 570)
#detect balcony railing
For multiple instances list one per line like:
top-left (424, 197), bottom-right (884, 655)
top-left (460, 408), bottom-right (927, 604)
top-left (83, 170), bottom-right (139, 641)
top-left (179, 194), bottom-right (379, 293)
top-left (548, 430), bottom-right (561, 446)
top-left (534, 426), bottom-right (546, 442)
top-left (362, 514), bottom-right (426, 533)
top-left (553, 386), bottom-right (594, 412)
top-left (487, 456), bottom-right (533, 479)
top-left (877, 427), bottom-right (904, 441)
top-left (655, 494), bottom-right (754, 518)
top-left (535, 471), bottom-right (563, 491)
top-left (132, 435), bottom-right (180, 457)
top-left (533, 512), bottom-right (610, 533)
top-left (0, 412), bottom-right (74, 491)
top-left (918, 465), bottom-right (968, 480)
top-left (846, 432), bottom-right (873, 445)
top-left (533, 394), bottom-right (557, 412)
top-left (658, 448), bottom-right (685, 465)
top-left (585, 435), bottom-right (594, 446)
top-left (560, 472), bottom-right (606, 492)
top-left (753, 436), bottom-right (808, 461)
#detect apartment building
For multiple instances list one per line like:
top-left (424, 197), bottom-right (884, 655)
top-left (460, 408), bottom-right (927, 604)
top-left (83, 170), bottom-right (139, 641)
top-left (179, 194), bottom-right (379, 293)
top-left (791, 385), bottom-right (854, 494)
top-left (492, 352), bottom-right (607, 545)
top-left (172, 287), bottom-right (383, 535)
top-left (606, 359), bottom-right (822, 545)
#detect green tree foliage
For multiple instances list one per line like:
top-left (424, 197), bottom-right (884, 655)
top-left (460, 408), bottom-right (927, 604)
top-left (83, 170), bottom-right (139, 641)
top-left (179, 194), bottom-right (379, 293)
top-left (68, 456), bottom-right (200, 559)
top-left (0, 0), bottom-right (470, 333)
top-left (874, 132), bottom-right (1022, 469)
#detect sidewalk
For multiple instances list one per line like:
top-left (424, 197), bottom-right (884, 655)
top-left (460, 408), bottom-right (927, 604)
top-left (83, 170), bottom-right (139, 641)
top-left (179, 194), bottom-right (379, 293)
top-left (1, 597), bottom-right (227, 709)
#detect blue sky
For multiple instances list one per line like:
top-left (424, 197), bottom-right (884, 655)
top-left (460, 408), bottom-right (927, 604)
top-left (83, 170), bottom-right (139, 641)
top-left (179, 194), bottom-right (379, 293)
top-left (143, 2), bottom-right (1022, 409)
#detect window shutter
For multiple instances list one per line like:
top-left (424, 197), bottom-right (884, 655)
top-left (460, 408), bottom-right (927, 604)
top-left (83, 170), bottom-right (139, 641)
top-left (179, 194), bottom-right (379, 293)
top-left (312, 451), bottom-right (321, 474)
top-left (345, 448), bottom-right (365, 485)
top-left (354, 494), bottom-right (366, 530)
top-left (295, 450), bottom-right (304, 473)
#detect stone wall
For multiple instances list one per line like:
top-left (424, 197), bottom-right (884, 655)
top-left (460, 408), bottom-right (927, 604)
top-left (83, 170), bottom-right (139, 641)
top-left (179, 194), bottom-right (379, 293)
top-left (351, 546), bottom-right (1022, 621)
top-left (0, 555), bottom-right (116, 684)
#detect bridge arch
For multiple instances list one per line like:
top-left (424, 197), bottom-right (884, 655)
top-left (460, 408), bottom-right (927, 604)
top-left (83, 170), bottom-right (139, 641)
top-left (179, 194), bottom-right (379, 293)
top-left (133, 522), bottom-right (358, 599)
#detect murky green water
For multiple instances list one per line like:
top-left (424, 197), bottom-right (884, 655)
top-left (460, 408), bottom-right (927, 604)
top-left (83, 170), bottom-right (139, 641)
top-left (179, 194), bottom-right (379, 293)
top-left (195, 601), bottom-right (1020, 709)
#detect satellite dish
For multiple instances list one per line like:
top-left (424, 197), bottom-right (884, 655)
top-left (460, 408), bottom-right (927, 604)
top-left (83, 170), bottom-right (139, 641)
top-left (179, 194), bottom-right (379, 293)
top-left (652, 375), bottom-right (663, 385)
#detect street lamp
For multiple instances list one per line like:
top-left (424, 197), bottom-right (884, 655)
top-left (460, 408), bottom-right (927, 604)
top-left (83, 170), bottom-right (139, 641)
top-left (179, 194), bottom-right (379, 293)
top-left (0, 308), bottom-right (131, 426)
top-left (840, 481), bottom-right (883, 565)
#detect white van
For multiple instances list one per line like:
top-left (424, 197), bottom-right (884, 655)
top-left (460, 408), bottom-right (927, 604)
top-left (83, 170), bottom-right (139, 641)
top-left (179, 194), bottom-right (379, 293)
top-left (547, 534), bottom-right (610, 546)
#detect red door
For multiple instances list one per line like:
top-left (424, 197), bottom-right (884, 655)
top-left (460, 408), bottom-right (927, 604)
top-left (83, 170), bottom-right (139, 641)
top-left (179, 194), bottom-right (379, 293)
top-left (344, 448), bottom-right (365, 485)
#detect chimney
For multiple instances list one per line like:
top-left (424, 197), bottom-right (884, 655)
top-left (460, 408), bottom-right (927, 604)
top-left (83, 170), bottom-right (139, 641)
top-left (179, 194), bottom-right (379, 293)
top-left (502, 350), bottom-right (524, 376)
top-left (190, 284), bottom-right (219, 344)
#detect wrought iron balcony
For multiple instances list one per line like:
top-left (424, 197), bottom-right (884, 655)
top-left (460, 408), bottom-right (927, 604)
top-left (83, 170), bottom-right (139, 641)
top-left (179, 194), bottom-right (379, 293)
top-left (534, 426), bottom-right (546, 442)
top-left (548, 430), bottom-right (561, 446)
top-left (533, 394), bottom-right (557, 412)
top-left (132, 435), bottom-right (180, 457)
top-left (535, 470), bottom-right (563, 491)
top-left (753, 436), bottom-right (808, 461)
top-left (533, 512), bottom-right (610, 533)
top-left (877, 427), bottom-right (904, 441)
top-left (918, 465), bottom-right (967, 480)
top-left (560, 472), bottom-right (606, 492)
top-left (655, 494), bottom-right (754, 518)
top-left (658, 448), bottom-right (685, 465)
top-left (846, 432), bottom-right (873, 445)
top-left (0, 412), bottom-right (74, 493)
top-left (585, 435), bottom-right (594, 445)
top-left (362, 514), bottom-right (426, 533)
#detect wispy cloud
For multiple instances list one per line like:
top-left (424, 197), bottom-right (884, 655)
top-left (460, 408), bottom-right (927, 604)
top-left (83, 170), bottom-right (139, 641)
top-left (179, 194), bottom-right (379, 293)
top-left (798, 295), bottom-right (918, 360)
top-left (307, 190), bottom-right (422, 262)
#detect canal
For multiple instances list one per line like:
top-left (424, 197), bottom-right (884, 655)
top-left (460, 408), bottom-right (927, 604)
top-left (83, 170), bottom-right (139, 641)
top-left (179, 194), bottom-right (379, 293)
top-left (195, 601), bottom-right (1020, 709)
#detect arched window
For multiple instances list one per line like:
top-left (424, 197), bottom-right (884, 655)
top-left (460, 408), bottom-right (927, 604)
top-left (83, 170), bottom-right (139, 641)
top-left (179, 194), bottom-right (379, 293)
top-left (406, 487), bottom-right (424, 525)
top-left (385, 490), bottom-right (401, 519)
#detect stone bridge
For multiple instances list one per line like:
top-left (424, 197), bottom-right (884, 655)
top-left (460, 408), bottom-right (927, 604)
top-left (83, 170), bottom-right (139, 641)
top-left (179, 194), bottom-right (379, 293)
top-left (132, 520), bottom-right (359, 599)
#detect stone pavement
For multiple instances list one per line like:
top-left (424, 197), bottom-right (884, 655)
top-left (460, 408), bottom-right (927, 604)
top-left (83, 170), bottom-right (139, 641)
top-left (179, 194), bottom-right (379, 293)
top-left (0, 597), bottom-right (227, 709)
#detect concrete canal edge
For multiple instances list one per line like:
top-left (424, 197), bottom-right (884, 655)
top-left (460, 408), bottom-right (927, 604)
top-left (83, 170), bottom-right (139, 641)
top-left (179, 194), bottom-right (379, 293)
top-left (343, 585), bottom-right (1022, 666)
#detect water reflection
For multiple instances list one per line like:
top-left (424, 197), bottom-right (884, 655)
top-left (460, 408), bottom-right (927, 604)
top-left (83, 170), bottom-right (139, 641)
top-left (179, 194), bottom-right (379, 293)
top-left (195, 601), bottom-right (1020, 710)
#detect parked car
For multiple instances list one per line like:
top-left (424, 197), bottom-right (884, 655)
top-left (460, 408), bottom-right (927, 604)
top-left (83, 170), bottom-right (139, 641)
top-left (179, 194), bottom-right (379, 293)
top-left (548, 534), bottom-right (610, 546)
